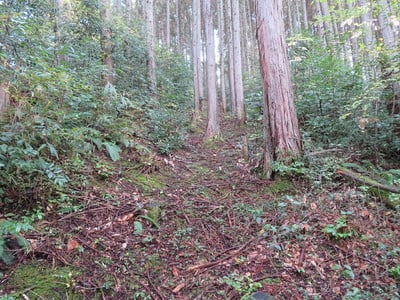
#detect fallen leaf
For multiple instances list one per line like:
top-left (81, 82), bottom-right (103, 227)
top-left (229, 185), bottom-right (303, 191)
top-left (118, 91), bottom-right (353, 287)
top-left (117, 213), bottom-right (135, 223)
top-left (333, 286), bottom-right (341, 294)
top-left (247, 250), bottom-right (261, 260)
top-left (27, 239), bottom-right (39, 251)
top-left (359, 263), bottom-right (369, 271)
top-left (172, 266), bottom-right (179, 277)
top-left (172, 282), bottom-right (185, 294)
top-left (67, 239), bottom-right (80, 251)
top-left (301, 223), bottom-right (311, 232)
top-left (306, 287), bottom-right (315, 294)
top-left (164, 158), bottom-right (175, 167)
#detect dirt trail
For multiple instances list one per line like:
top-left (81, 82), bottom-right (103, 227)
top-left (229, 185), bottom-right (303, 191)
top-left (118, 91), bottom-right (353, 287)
top-left (135, 122), bottom-right (278, 299)
top-left (3, 119), bottom-right (399, 299)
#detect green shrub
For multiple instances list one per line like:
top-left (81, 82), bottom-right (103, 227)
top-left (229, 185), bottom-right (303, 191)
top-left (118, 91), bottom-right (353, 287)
top-left (0, 127), bottom-right (69, 208)
top-left (322, 217), bottom-right (354, 240)
top-left (388, 264), bottom-right (400, 281)
top-left (145, 107), bottom-right (187, 154)
top-left (0, 0), bottom-right (192, 215)
top-left (143, 50), bottom-right (192, 154)
top-left (0, 219), bottom-right (33, 265)
top-left (289, 33), bottom-right (400, 159)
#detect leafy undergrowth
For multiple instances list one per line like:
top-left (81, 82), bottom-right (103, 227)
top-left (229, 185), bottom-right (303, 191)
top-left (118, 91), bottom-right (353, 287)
top-left (1, 119), bottom-right (400, 300)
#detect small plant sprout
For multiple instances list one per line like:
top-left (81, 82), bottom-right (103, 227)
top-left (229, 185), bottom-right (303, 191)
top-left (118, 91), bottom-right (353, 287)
top-left (322, 217), bottom-right (354, 240)
top-left (219, 272), bottom-right (262, 299)
top-left (388, 265), bottom-right (400, 281)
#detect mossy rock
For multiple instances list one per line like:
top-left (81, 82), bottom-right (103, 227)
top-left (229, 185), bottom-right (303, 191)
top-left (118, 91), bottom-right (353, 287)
top-left (5, 262), bottom-right (81, 299)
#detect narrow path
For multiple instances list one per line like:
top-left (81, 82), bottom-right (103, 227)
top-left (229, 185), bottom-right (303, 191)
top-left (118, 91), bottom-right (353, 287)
top-left (7, 118), bottom-right (400, 300)
top-left (139, 119), bottom-right (277, 299)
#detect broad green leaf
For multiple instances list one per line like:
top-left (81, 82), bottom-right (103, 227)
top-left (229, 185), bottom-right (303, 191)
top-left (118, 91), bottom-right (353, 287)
top-left (103, 142), bottom-right (121, 162)
top-left (47, 143), bottom-right (59, 159)
top-left (15, 235), bottom-right (29, 249)
top-left (133, 221), bottom-right (143, 235)
top-left (0, 238), bottom-right (13, 265)
top-left (91, 138), bottom-right (103, 150)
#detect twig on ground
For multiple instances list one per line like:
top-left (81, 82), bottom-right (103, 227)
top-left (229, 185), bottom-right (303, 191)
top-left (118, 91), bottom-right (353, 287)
top-left (186, 235), bottom-right (259, 271)
top-left (146, 266), bottom-right (165, 300)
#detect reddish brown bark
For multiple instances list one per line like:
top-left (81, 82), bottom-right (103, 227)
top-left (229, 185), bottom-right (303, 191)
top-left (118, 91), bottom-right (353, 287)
top-left (255, 0), bottom-right (302, 175)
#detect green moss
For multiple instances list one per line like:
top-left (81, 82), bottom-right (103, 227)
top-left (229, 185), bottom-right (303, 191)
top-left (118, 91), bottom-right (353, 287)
top-left (127, 172), bottom-right (164, 193)
top-left (146, 254), bottom-right (165, 271)
top-left (187, 123), bottom-right (204, 134)
top-left (264, 178), bottom-right (294, 196)
top-left (203, 136), bottom-right (224, 149)
top-left (6, 262), bottom-right (81, 300)
top-left (192, 164), bottom-right (210, 176)
top-left (144, 201), bottom-right (163, 224)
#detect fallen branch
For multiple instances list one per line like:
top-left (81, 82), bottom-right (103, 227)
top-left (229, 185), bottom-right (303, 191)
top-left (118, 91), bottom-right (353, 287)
top-left (337, 167), bottom-right (400, 194)
top-left (186, 236), bottom-right (258, 272)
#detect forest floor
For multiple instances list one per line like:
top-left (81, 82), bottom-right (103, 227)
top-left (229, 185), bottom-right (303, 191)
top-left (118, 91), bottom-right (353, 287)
top-left (1, 118), bottom-right (400, 300)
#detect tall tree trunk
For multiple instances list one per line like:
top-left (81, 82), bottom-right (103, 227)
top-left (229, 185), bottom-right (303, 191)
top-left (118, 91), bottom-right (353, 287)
top-left (293, 0), bottom-right (301, 32)
top-left (286, 0), bottom-right (294, 35)
top-left (101, 0), bottom-right (113, 85)
top-left (113, 0), bottom-right (122, 14)
top-left (312, 1), bottom-right (326, 45)
top-left (192, 0), bottom-right (202, 122)
top-left (54, 0), bottom-right (71, 65)
top-left (358, 0), bottom-right (375, 80)
top-left (336, 0), bottom-right (353, 66)
top-left (126, 0), bottom-right (134, 20)
top-left (320, 0), bottom-right (334, 46)
top-left (346, 0), bottom-right (360, 66)
top-left (226, 0), bottom-right (236, 115)
top-left (255, 0), bottom-right (302, 178)
top-left (377, 0), bottom-right (397, 49)
top-left (166, 0), bottom-right (171, 49)
top-left (218, 0), bottom-right (227, 113)
top-left (203, 0), bottom-right (220, 138)
top-left (358, 0), bottom-right (374, 50)
top-left (0, 84), bottom-right (10, 118)
top-left (175, 0), bottom-right (181, 53)
top-left (377, 0), bottom-right (400, 102)
top-left (301, 0), bottom-right (309, 30)
top-left (244, 0), bottom-right (256, 73)
top-left (240, 0), bottom-right (250, 74)
top-left (182, 8), bottom-right (192, 60)
top-left (328, 0), bottom-right (339, 36)
top-left (231, 0), bottom-right (246, 125)
top-left (145, 0), bottom-right (157, 95)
